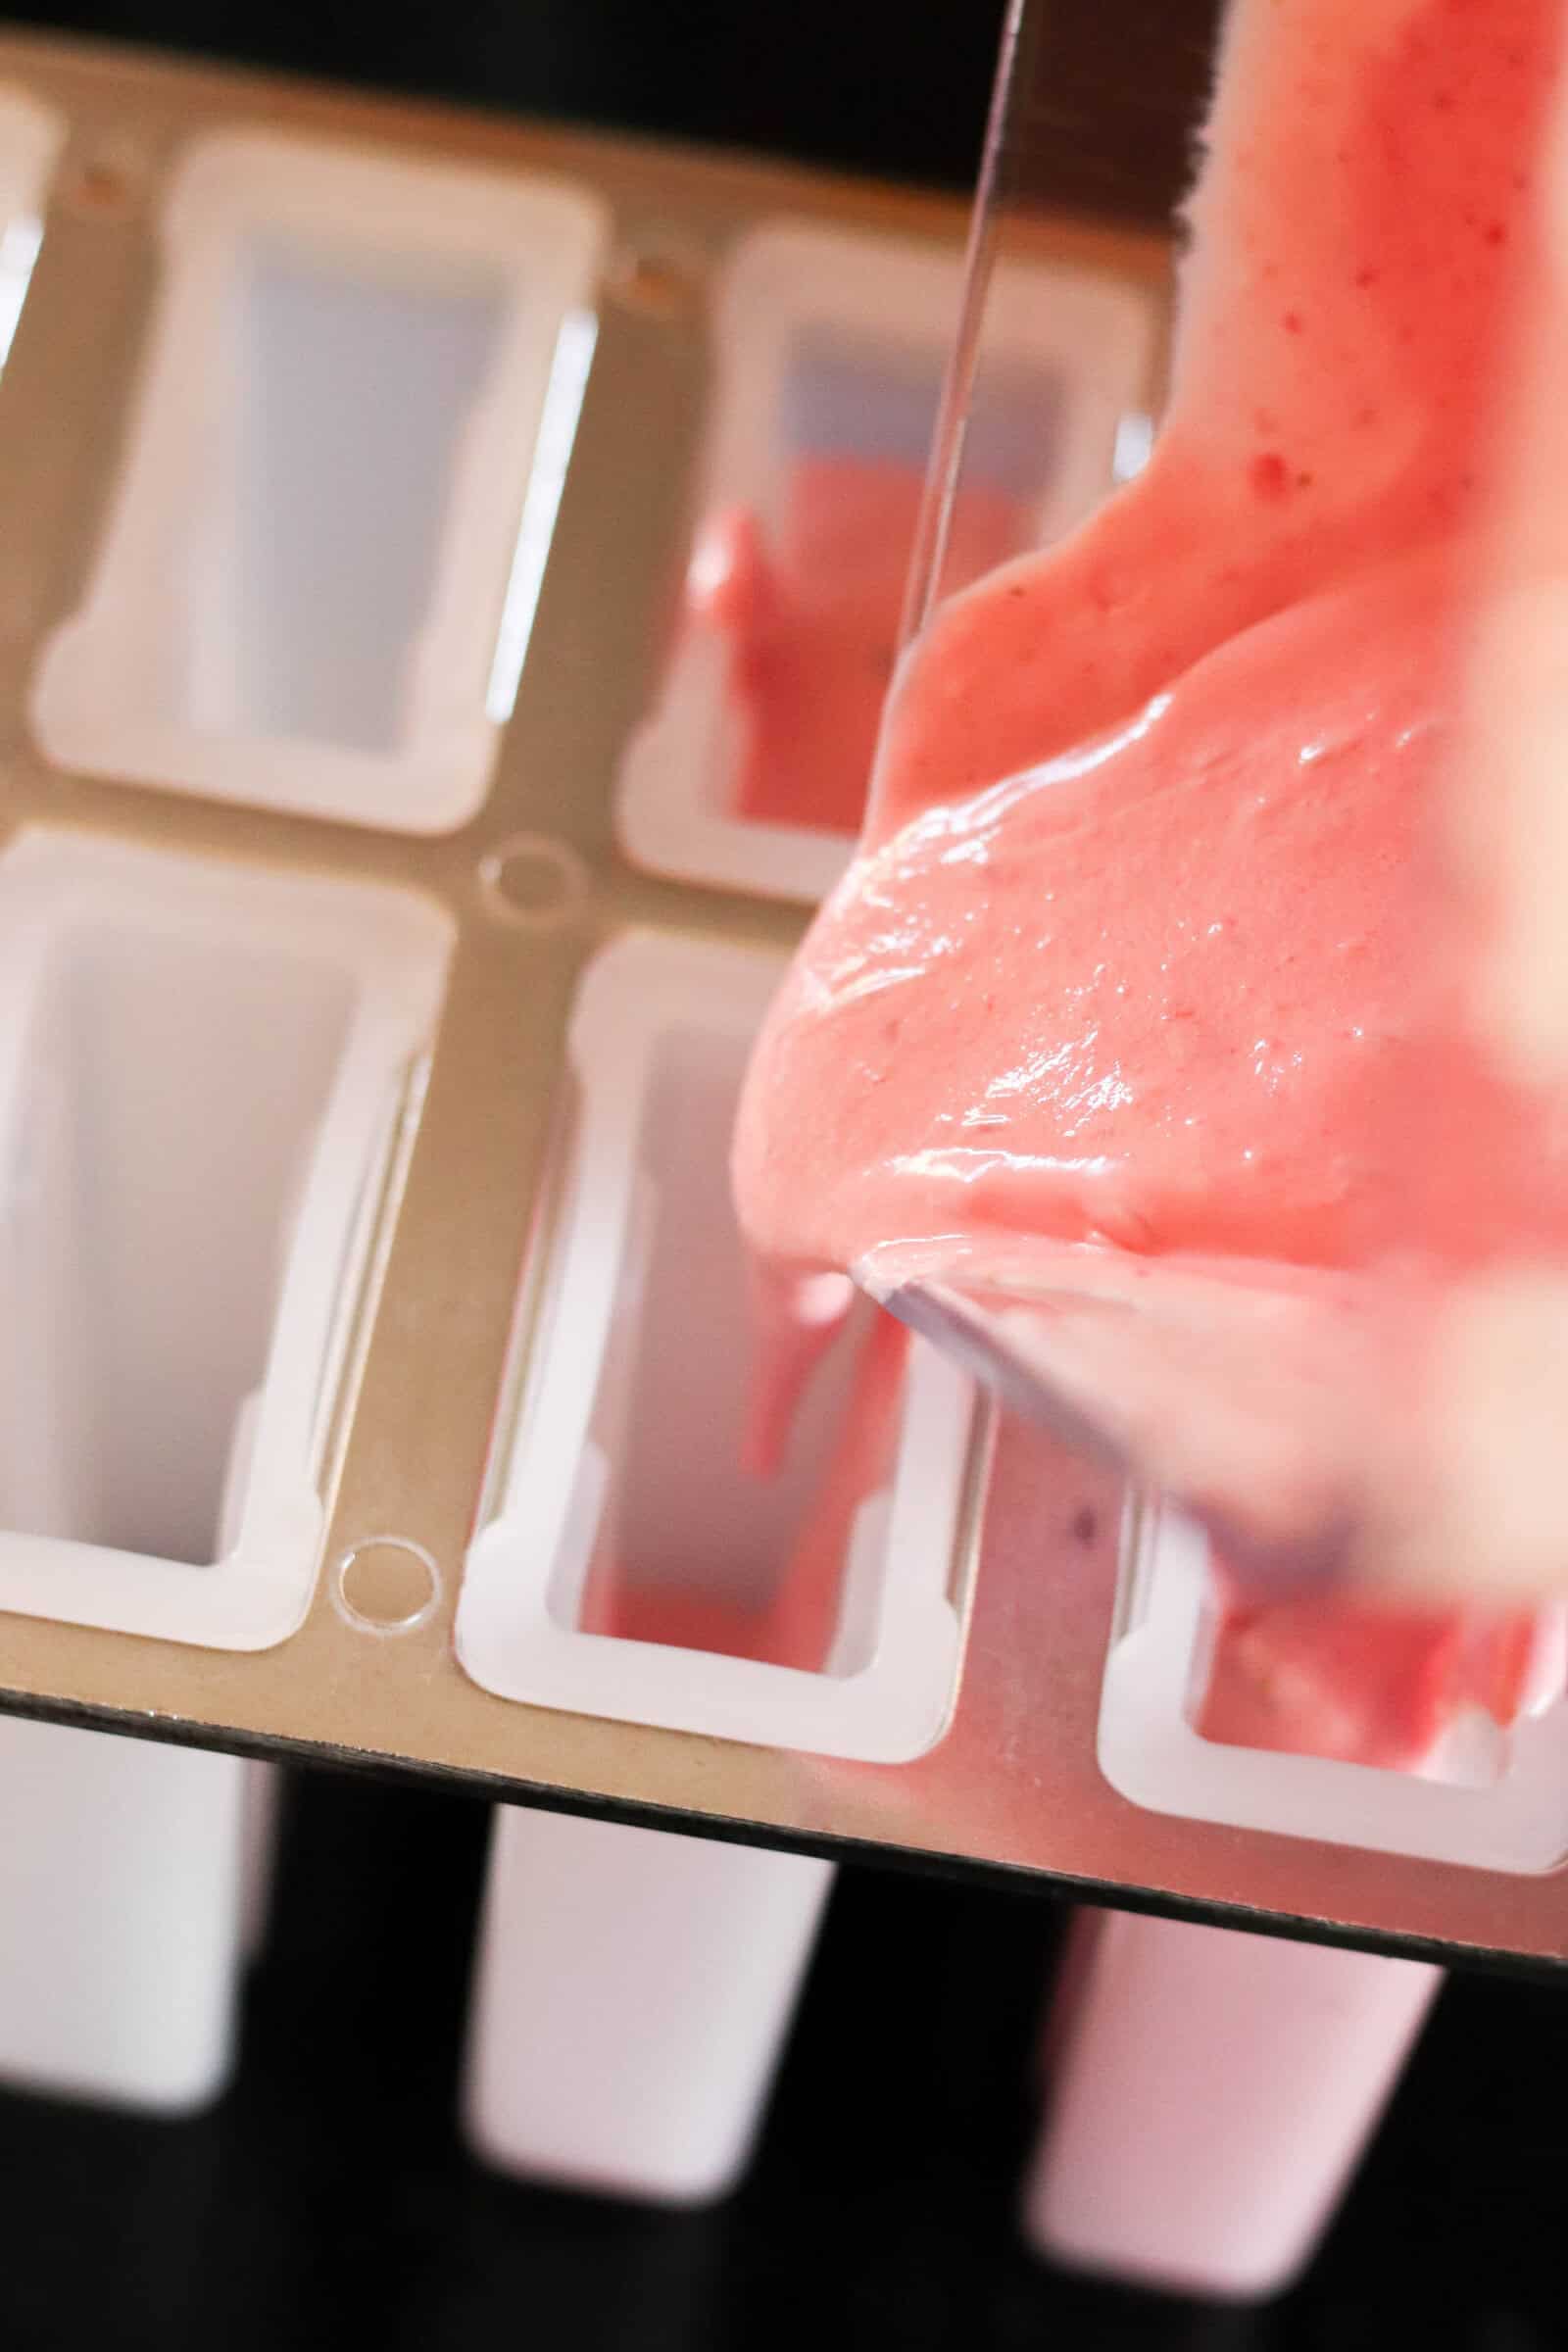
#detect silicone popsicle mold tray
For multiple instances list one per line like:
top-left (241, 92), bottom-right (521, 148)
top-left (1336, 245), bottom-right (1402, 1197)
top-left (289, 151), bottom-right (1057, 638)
top-left (3, 31), bottom-right (1566, 1974)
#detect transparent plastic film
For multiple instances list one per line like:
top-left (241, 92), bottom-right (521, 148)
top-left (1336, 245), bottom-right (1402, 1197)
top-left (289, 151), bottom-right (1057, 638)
top-left (730, 0), bottom-right (1568, 1813)
top-left (614, 35), bottom-right (1158, 906)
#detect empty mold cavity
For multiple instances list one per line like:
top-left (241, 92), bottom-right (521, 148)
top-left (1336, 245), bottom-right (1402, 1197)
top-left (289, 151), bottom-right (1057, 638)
top-left (33, 130), bottom-right (606, 832)
top-left (0, 89), bottom-right (61, 373)
top-left (617, 218), bottom-right (1157, 903)
top-left (1097, 1501), bottom-right (1568, 1872)
top-left (457, 932), bottom-right (982, 1761)
top-left (0, 831), bottom-right (451, 1647)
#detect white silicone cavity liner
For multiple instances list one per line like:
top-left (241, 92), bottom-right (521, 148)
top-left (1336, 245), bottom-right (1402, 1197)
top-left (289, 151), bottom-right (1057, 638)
top-left (457, 931), bottom-right (980, 1761)
top-left (0, 88), bottom-right (59, 371)
top-left (0, 1416), bottom-right (275, 2115)
top-left (1098, 1501), bottom-right (1568, 1872)
top-left (0, 830), bottom-right (451, 1648)
top-left (1022, 1911), bottom-right (1441, 2300)
top-left (32, 129), bottom-right (606, 832)
top-left (465, 1810), bottom-right (832, 2202)
top-left (616, 217), bottom-right (1156, 903)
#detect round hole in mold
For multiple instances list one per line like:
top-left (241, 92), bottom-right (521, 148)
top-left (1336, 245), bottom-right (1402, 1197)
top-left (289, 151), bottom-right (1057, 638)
top-left (478, 834), bottom-right (589, 930)
top-left (606, 238), bottom-right (703, 320)
top-left (334, 1537), bottom-right (441, 1636)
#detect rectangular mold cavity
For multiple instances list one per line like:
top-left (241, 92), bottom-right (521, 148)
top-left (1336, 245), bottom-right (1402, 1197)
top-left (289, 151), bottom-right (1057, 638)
top-left (1097, 1500), bottom-right (1568, 1873)
top-left (616, 218), bottom-right (1157, 904)
top-left (0, 831), bottom-right (451, 1648)
top-left (32, 130), bottom-right (606, 833)
top-left (0, 88), bottom-right (61, 373)
top-left (457, 933), bottom-right (983, 1762)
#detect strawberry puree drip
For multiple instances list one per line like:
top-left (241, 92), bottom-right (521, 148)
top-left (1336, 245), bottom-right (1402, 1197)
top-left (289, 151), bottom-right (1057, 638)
top-left (731, 0), bottom-right (1568, 1765)
top-left (688, 460), bottom-right (1025, 836)
top-left (582, 1310), bottom-right (906, 1674)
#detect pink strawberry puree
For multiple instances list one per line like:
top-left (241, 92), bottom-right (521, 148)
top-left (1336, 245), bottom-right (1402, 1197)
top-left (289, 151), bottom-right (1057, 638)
top-left (732, 0), bottom-right (1568, 1766)
top-left (688, 459), bottom-right (1024, 836)
top-left (1197, 1587), bottom-right (1562, 1769)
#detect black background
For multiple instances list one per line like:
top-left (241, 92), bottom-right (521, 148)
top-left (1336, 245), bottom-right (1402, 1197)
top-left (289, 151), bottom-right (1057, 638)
top-left (6, 1770), bottom-right (1567, 2352)
top-left (0, 7), bottom-right (1565, 2347)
